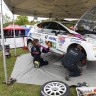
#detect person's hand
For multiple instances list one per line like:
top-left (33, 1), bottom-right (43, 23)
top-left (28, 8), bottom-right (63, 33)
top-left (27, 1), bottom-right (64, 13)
top-left (81, 59), bottom-right (86, 64)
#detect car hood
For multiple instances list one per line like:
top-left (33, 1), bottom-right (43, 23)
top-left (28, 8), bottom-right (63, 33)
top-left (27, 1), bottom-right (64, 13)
top-left (83, 34), bottom-right (96, 45)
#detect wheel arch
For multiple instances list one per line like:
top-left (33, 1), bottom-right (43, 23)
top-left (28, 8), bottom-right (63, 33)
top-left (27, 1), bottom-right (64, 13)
top-left (27, 39), bottom-right (33, 45)
top-left (67, 43), bottom-right (87, 57)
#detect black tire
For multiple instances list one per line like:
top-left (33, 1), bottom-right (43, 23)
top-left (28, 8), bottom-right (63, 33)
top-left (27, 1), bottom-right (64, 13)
top-left (27, 41), bottom-right (33, 52)
top-left (40, 81), bottom-right (70, 96)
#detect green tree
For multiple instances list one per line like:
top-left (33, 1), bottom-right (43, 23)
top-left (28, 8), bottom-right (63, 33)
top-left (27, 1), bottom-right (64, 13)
top-left (30, 20), bottom-right (40, 25)
top-left (3, 14), bottom-right (11, 24)
top-left (15, 16), bottom-right (29, 25)
top-left (3, 14), bottom-right (12, 27)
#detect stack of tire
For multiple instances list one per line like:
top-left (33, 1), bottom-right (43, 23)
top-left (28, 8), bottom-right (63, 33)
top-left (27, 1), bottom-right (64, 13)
top-left (40, 81), bottom-right (70, 96)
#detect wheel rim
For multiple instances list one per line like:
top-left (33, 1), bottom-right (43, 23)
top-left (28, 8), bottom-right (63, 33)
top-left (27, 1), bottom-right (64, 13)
top-left (28, 42), bottom-right (33, 52)
top-left (44, 81), bottom-right (67, 96)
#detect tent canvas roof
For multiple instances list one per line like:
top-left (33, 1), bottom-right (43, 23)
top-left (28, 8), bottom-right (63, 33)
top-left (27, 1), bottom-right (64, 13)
top-left (4, 25), bottom-right (25, 30)
top-left (3, 0), bottom-right (96, 18)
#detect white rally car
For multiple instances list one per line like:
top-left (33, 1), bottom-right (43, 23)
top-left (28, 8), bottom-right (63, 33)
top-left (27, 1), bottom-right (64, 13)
top-left (27, 21), bottom-right (96, 61)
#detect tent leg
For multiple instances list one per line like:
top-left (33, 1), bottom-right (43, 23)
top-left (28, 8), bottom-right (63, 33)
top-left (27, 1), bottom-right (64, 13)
top-left (13, 14), bottom-right (16, 56)
top-left (0, 0), bottom-right (8, 83)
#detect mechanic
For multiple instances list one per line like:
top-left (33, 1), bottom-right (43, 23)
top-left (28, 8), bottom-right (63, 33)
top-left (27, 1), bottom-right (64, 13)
top-left (62, 45), bottom-right (86, 81)
top-left (31, 39), bottom-right (50, 68)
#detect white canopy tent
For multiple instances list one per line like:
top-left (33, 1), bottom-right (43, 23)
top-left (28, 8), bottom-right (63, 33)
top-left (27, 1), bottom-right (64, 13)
top-left (1, 0), bottom-right (96, 84)
top-left (3, 0), bottom-right (96, 18)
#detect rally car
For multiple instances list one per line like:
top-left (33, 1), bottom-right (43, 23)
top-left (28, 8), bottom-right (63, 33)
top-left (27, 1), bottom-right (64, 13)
top-left (27, 21), bottom-right (96, 61)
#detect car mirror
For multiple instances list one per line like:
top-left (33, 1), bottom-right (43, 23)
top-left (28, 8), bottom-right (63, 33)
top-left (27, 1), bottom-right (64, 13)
top-left (51, 31), bottom-right (56, 33)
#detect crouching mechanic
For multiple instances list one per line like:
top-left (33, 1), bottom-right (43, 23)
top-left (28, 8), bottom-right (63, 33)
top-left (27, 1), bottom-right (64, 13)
top-left (31, 39), bottom-right (50, 68)
top-left (62, 45), bottom-right (86, 81)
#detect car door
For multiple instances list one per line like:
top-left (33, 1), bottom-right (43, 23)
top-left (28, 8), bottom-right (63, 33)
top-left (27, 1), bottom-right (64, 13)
top-left (56, 23), bottom-right (70, 53)
top-left (41, 22), bottom-right (60, 53)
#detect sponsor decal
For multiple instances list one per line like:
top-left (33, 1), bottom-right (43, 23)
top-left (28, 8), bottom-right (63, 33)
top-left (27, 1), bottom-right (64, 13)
top-left (29, 33), bottom-right (32, 37)
top-left (52, 42), bottom-right (56, 48)
top-left (58, 36), bottom-right (65, 44)
top-left (49, 36), bottom-right (56, 41)
top-left (45, 41), bottom-right (52, 47)
top-left (45, 41), bottom-right (56, 48)
top-left (70, 38), bottom-right (81, 44)
top-left (39, 38), bottom-right (44, 43)
top-left (45, 35), bottom-right (48, 39)
top-left (59, 44), bottom-right (63, 49)
top-left (76, 87), bottom-right (96, 96)
top-left (32, 33), bottom-right (41, 38)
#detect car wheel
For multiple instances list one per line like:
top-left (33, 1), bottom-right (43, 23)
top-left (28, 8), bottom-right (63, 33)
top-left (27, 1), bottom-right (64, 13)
top-left (40, 81), bottom-right (70, 96)
top-left (27, 41), bottom-right (33, 52)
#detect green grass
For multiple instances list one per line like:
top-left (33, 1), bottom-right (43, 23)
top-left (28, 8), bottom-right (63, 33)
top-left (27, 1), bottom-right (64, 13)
top-left (0, 48), bottom-right (77, 96)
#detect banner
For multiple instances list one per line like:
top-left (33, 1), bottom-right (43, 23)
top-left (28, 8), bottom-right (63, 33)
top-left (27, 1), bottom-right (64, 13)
top-left (76, 87), bottom-right (96, 96)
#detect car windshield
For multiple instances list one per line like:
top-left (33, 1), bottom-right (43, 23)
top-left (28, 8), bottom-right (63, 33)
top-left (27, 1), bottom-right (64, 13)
top-left (75, 7), bottom-right (96, 35)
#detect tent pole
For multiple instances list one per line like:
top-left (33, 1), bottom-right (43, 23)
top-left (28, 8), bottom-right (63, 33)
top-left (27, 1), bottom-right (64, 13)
top-left (13, 14), bottom-right (16, 56)
top-left (0, 0), bottom-right (8, 83)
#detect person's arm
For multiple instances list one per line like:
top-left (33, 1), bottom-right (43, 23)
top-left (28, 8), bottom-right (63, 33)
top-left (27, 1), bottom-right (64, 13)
top-left (80, 53), bottom-right (87, 64)
top-left (42, 47), bottom-right (49, 53)
top-left (81, 57), bottom-right (87, 64)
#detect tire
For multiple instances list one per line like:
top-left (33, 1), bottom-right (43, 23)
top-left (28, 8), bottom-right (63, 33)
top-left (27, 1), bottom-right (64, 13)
top-left (40, 81), bottom-right (70, 96)
top-left (27, 41), bottom-right (33, 52)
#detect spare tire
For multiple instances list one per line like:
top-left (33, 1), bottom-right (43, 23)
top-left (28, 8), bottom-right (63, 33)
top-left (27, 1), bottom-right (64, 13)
top-left (40, 81), bottom-right (70, 96)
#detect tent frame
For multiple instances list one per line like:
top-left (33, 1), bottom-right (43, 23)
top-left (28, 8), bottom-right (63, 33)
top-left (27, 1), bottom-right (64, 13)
top-left (0, 0), bottom-right (17, 84)
top-left (0, 0), bottom-right (8, 83)
top-left (13, 14), bottom-right (16, 56)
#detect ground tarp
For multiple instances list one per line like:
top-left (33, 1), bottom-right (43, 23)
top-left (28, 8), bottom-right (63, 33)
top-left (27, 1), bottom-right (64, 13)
top-left (11, 53), bottom-right (96, 86)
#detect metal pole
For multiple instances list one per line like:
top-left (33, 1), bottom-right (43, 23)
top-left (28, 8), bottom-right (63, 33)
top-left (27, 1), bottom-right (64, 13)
top-left (0, 0), bottom-right (8, 83)
top-left (13, 14), bottom-right (16, 56)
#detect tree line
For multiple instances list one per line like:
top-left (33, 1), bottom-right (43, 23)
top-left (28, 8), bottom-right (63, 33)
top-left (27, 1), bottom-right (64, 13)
top-left (3, 14), bottom-right (40, 27)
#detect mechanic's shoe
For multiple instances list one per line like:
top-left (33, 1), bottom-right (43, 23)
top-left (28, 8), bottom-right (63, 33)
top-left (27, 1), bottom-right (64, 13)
top-left (40, 61), bottom-right (49, 67)
top-left (65, 74), bottom-right (70, 81)
top-left (7, 78), bottom-right (17, 85)
top-left (44, 61), bottom-right (48, 65)
top-left (2, 78), bottom-right (16, 85)
top-left (34, 61), bottom-right (40, 68)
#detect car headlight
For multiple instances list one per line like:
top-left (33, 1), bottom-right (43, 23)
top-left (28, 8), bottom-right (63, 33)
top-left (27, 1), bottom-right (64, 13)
top-left (93, 47), bottom-right (96, 56)
top-left (93, 48), bottom-right (96, 51)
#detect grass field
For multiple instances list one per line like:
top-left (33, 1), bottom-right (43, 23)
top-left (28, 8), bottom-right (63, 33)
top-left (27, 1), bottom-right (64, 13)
top-left (0, 48), bottom-right (77, 96)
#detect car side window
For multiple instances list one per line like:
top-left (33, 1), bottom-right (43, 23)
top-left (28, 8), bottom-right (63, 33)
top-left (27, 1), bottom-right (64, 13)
top-left (58, 24), bottom-right (70, 34)
top-left (37, 22), bottom-right (51, 29)
top-left (43, 22), bottom-right (51, 29)
top-left (47, 22), bottom-right (59, 30)
top-left (58, 24), bottom-right (66, 31)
